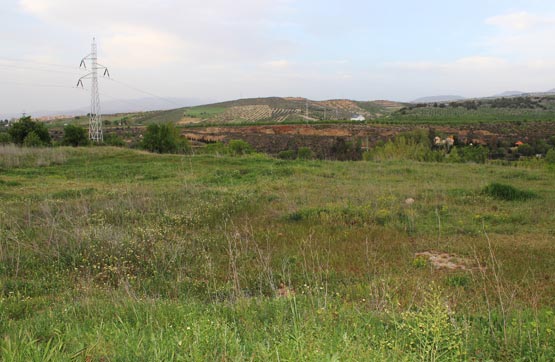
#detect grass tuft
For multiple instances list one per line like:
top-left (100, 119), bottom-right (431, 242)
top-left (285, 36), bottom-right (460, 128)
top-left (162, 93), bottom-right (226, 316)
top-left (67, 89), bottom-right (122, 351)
top-left (482, 182), bottom-right (536, 201)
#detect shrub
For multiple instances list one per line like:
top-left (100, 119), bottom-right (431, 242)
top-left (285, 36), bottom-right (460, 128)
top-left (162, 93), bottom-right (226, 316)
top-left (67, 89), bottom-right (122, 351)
top-left (141, 123), bottom-right (190, 154)
top-left (200, 142), bottom-right (229, 155)
top-left (23, 131), bottom-right (43, 147)
top-left (103, 134), bottom-right (126, 147)
top-left (62, 125), bottom-right (89, 147)
top-left (331, 138), bottom-right (362, 161)
top-left (297, 147), bottom-right (313, 160)
top-left (278, 150), bottom-right (296, 160)
top-left (0, 132), bottom-right (12, 145)
top-left (459, 146), bottom-right (489, 163)
top-left (517, 143), bottom-right (534, 157)
top-left (228, 140), bottom-right (253, 156)
top-left (448, 146), bottom-right (488, 163)
top-left (483, 183), bottom-right (536, 201)
top-left (365, 131), bottom-right (441, 162)
top-left (545, 149), bottom-right (555, 164)
top-left (8, 116), bottom-right (51, 145)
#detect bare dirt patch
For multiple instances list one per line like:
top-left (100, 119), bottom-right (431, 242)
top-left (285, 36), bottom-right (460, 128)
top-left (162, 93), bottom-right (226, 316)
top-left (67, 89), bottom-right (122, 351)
top-left (415, 251), bottom-right (475, 271)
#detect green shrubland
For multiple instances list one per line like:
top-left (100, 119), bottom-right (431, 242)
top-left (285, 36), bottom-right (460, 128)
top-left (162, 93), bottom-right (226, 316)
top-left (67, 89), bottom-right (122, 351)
top-left (1, 147), bottom-right (555, 360)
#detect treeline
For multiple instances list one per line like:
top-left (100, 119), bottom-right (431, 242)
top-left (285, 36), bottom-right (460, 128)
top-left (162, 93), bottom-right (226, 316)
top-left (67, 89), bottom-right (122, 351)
top-left (398, 97), bottom-right (551, 117)
top-left (0, 116), bottom-right (189, 152)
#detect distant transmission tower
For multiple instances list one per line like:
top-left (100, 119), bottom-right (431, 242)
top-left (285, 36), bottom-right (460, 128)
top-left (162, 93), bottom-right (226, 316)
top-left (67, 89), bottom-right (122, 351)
top-left (77, 38), bottom-right (110, 142)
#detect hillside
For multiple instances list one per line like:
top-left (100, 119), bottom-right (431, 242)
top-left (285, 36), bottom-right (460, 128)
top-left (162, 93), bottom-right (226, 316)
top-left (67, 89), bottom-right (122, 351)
top-left (179, 97), bottom-right (405, 124)
top-left (43, 94), bottom-right (555, 129)
top-left (385, 95), bottom-right (555, 124)
top-left (412, 95), bottom-right (466, 103)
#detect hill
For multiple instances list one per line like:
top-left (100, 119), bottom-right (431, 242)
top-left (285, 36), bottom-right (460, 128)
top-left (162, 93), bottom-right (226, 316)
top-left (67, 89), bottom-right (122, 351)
top-left (494, 91), bottom-right (526, 97)
top-left (179, 97), bottom-right (406, 124)
top-left (385, 95), bottom-right (555, 124)
top-left (412, 95), bottom-right (466, 103)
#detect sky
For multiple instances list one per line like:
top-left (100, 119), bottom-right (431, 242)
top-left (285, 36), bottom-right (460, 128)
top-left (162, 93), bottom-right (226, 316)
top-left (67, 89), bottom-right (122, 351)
top-left (2, 0), bottom-right (555, 118)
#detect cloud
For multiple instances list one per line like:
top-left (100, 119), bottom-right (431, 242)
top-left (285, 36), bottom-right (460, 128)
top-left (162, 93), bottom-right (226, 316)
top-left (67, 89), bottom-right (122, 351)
top-left (483, 11), bottom-right (555, 60)
top-left (19, 0), bottom-right (297, 67)
top-left (101, 25), bottom-right (186, 68)
top-left (386, 56), bottom-right (508, 72)
top-left (485, 11), bottom-right (555, 31)
top-left (262, 60), bottom-right (292, 69)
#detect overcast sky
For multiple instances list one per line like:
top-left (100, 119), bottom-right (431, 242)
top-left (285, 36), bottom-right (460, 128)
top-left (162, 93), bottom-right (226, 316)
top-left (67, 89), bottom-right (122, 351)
top-left (2, 0), bottom-right (555, 118)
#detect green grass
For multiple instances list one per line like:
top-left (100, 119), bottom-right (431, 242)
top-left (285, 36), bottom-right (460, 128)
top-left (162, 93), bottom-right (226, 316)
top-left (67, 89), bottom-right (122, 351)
top-left (483, 182), bottom-right (537, 201)
top-left (1, 147), bottom-right (555, 360)
top-left (184, 106), bottom-right (227, 118)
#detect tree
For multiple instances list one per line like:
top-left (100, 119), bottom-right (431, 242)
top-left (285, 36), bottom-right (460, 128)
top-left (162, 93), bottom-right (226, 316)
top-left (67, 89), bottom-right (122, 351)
top-left (62, 125), bottom-right (89, 147)
top-left (23, 131), bottom-right (42, 147)
top-left (517, 143), bottom-right (534, 157)
top-left (0, 132), bottom-right (12, 144)
top-left (141, 123), bottom-right (189, 154)
top-left (8, 116), bottom-right (51, 145)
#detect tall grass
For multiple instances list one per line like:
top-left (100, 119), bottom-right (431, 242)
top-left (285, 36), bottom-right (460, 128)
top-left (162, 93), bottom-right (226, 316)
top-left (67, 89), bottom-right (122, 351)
top-left (0, 145), bottom-right (67, 169)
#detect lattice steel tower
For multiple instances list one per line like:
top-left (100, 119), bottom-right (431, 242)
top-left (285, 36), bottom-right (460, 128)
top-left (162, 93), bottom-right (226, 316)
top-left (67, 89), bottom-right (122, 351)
top-left (77, 38), bottom-right (110, 142)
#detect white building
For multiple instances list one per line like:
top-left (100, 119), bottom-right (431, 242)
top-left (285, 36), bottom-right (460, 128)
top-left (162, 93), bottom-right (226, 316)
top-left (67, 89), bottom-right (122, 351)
top-left (350, 114), bottom-right (366, 121)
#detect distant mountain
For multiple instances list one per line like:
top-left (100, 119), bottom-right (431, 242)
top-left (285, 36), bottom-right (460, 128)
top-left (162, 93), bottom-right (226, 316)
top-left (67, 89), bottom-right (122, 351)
top-left (411, 95), bottom-right (465, 103)
top-left (494, 91), bottom-right (527, 97)
top-left (22, 97), bottom-right (209, 119)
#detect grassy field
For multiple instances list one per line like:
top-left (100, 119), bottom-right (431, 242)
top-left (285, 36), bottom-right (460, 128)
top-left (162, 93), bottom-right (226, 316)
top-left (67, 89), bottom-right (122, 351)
top-left (1, 146), bottom-right (555, 360)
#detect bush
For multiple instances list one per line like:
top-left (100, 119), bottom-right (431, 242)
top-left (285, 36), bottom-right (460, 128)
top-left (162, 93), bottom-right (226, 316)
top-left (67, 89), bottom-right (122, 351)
top-left (141, 123), bottom-right (190, 154)
top-left (278, 150), bottom-right (296, 160)
top-left (199, 142), bottom-right (229, 155)
top-left (545, 149), bottom-right (555, 164)
top-left (0, 132), bottom-right (12, 145)
top-left (447, 146), bottom-right (488, 164)
top-left (103, 134), bottom-right (126, 147)
top-left (8, 116), bottom-right (51, 145)
top-left (23, 131), bottom-right (43, 147)
top-left (365, 131), bottom-right (441, 162)
top-left (297, 147), bottom-right (313, 160)
top-left (483, 183), bottom-right (536, 201)
top-left (62, 125), bottom-right (89, 147)
top-left (228, 140), bottom-right (253, 156)
top-left (459, 146), bottom-right (489, 163)
top-left (517, 143), bottom-right (534, 157)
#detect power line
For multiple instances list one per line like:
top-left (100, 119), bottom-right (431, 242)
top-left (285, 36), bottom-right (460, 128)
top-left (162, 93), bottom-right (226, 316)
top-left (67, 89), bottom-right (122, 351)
top-left (0, 62), bottom-right (84, 76)
top-left (0, 57), bottom-right (80, 70)
top-left (0, 80), bottom-right (80, 89)
top-left (0, 57), bottom-right (183, 108)
top-left (108, 78), bottom-right (184, 107)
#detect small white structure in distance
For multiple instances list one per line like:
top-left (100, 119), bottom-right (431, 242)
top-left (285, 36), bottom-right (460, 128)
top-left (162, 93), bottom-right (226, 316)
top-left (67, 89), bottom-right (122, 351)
top-left (350, 114), bottom-right (366, 121)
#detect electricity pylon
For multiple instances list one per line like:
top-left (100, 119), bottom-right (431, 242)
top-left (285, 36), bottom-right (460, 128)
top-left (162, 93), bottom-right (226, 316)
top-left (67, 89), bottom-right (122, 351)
top-left (77, 38), bottom-right (110, 142)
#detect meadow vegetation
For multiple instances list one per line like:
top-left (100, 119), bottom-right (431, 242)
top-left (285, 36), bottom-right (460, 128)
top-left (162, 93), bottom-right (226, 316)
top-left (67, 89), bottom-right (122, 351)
top-left (1, 145), bottom-right (555, 360)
